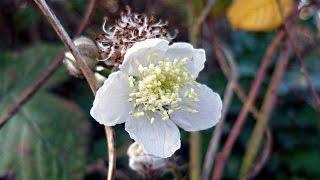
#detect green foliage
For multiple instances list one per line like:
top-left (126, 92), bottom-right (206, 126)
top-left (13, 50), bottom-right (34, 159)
top-left (0, 44), bottom-right (89, 179)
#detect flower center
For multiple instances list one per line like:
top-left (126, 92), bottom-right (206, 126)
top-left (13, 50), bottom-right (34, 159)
top-left (128, 58), bottom-right (199, 123)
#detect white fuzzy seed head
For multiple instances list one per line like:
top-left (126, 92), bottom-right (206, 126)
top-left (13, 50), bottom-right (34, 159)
top-left (96, 6), bottom-right (175, 66)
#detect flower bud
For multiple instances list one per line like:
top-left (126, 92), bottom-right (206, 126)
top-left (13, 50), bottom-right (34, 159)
top-left (127, 142), bottom-right (166, 173)
top-left (63, 36), bottom-right (99, 77)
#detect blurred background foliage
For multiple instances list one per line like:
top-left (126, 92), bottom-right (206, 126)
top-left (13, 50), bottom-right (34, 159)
top-left (0, 0), bottom-right (319, 179)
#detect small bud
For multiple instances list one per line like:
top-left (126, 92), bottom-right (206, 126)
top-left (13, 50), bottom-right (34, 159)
top-left (127, 142), bottom-right (166, 174)
top-left (94, 72), bottom-right (107, 86)
top-left (63, 36), bottom-right (99, 77)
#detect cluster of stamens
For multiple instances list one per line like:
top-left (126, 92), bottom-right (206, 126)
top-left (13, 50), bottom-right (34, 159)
top-left (128, 58), bottom-right (199, 123)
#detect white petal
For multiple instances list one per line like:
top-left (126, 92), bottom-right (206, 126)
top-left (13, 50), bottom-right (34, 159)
top-left (120, 38), bottom-right (169, 75)
top-left (171, 84), bottom-right (222, 131)
top-left (125, 115), bottom-right (181, 158)
top-left (90, 71), bottom-right (132, 126)
top-left (164, 42), bottom-right (206, 77)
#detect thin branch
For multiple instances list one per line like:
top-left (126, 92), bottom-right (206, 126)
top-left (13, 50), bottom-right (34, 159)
top-left (202, 42), bottom-right (238, 180)
top-left (32, 1), bottom-right (116, 180)
top-left (33, 0), bottom-right (98, 93)
top-left (206, 34), bottom-right (272, 179)
top-left (276, 0), bottom-right (320, 110)
top-left (188, 1), bottom-right (219, 179)
top-left (243, 128), bottom-right (272, 180)
top-left (196, 0), bottom-right (218, 27)
top-left (75, 0), bottom-right (96, 37)
top-left (212, 31), bottom-right (284, 180)
top-left (212, 36), bottom-right (260, 118)
top-left (240, 41), bottom-right (292, 179)
top-left (0, 0), bottom-right (97, 128)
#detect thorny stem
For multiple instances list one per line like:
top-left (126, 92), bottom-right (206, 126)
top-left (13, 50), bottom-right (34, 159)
top-left (202, 43), bottom-right (238, 180)
top-left (276, 0), bottom-right (320, 110)
top-left (240, 41), bottom-right (292, 179)
top-left (212, 31), bottom-right (284, 180)
top-left (0, 0), bottom-right (96, 128)
top-left (32, 1), bottom-right (116, 180)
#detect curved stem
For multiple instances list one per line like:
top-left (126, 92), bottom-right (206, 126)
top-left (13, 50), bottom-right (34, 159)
top-left (212, 31), bottom-right (284, 180)
top-left (202, 42), bottom-right (238, 180)
top-left (75, 0), bottom-right (96, 37)
top-left (243, 128), bottom-right (272, 180)
top-left (239, 41), bottom-right (291, 179)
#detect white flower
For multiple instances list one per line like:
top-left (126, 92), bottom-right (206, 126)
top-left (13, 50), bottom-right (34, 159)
top-left (90, 38), bottom-right (223, 158)
top-left (127, 142), bottom-right (166, 172)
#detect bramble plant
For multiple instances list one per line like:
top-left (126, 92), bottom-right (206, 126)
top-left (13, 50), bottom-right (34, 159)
top-left (1, 0), bottom-right (320, 180)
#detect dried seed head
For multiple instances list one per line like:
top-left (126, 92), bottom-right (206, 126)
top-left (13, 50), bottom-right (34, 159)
top-left (96, 6), bottom-right (176, 66)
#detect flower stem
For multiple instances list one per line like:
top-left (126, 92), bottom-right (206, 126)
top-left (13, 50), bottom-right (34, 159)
top-left (32, 1), bottom-right (116, 179)
top-left (187, 0), bottom-right (202, 179)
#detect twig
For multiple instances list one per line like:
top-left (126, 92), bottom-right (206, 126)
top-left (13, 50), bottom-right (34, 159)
top-left (276, 0), bottom-right (320, 110)
top-left (0, 0), bottom-right (97, 128)
top-left (243, 128), bottom-right (272, 180)
top-left (207, 34), bottom-right (272, 179)
top-left (32, 1), bottom-right (116, 180)
top-left (75, 0), bottom-right (96, 37)
top-left (196, 0), bottom-right (218, 28)
top-left (212, 31), bottom-right (284, 180)
top-left (33, 0), bottom-right (98, 92)
top-left (240, 41), bottom-right (292, 179)
top-left (212, 36), bottom-right (260, 118)
top-left (202, 42), bottom-right (238, 180)
top-left (188, 1), bottom-right (220, 179)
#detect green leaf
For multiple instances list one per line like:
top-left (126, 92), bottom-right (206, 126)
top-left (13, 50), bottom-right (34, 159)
top-left (0, 93), bottom-right (89, 179)
top-left (0, 44), bottom-right (89, 179)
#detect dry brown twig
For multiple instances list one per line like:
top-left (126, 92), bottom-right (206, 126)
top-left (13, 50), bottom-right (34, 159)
top-left (212, 31), bottom-right (284, 180)
top-left (31, 0), bottom-right (116, 179)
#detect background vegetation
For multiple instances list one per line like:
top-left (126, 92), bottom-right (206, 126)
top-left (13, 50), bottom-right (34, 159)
top-left (0, 0), bottom-right (319, 179)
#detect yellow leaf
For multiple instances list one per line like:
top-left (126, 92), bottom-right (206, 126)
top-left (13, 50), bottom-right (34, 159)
top-left (227, 0), bottom-right (294, 32)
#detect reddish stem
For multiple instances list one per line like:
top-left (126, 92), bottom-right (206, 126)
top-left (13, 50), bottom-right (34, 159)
top-left (212, 31), bottom-right (284, 180)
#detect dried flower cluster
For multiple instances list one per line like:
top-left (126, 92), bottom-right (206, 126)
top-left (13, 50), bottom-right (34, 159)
top-left (96, 6), bottom-right (174, 66)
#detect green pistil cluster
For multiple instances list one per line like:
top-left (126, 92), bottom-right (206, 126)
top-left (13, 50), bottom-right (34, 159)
top-left (128, 58), bottom-right (199, 123)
